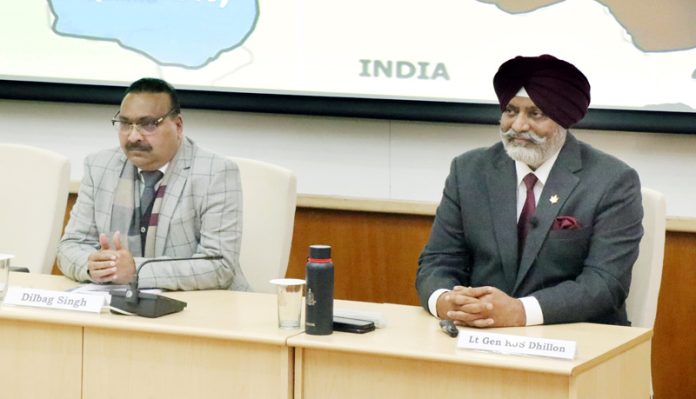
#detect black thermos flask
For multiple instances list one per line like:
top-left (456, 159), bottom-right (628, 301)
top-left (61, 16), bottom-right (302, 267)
top-left (305, 245), bottom-right (334, 335)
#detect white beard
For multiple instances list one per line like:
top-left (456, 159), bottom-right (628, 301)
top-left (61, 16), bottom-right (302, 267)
top-left (501, 127), bottom-right (567, 168)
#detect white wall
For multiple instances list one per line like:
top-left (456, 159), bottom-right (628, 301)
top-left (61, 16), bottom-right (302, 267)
top-left (2, 99), bottom-right (694, 218)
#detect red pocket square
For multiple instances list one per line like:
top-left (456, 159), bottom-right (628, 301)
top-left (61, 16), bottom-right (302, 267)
top-left (553, 216), bottom-right (582, 230)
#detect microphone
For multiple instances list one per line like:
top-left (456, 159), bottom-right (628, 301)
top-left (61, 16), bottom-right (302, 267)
top-left (530, 216), bottom-right (539, 229)
top-left (109, 255), bottom-right (223, 318)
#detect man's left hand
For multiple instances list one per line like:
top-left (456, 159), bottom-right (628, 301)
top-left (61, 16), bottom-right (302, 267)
top-left (449, 286), bottom-right (526, 328)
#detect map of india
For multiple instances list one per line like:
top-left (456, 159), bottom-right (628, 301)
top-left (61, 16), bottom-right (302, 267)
top-left (49, 0), bottom-right (259, 68)
top-left (481, 0), bottom-right (696, 51)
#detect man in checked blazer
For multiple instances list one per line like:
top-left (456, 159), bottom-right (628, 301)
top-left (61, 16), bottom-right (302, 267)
top-left (58, 78), bottom-right (249, 291)
top-left (416, 55), bottom-right (643, 327)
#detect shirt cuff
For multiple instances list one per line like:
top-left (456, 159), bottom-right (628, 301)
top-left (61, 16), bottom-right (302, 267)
top-left (519, 296), bottom-right (544, 326)
top-left (428, 288), bottom-right (450, 318)
top-left (80, 267), bottom-right (92, 283)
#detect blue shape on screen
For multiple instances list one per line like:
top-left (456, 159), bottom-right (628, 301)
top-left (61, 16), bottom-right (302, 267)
top-left (49, 0), bottom-right (259, 68)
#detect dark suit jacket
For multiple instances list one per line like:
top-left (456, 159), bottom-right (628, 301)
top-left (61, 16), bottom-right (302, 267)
top-left (416, 133), bottom-right (643, 325)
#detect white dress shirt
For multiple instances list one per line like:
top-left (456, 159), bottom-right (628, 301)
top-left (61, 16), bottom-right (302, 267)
top-left (137, 164), bottom-right (168, 194)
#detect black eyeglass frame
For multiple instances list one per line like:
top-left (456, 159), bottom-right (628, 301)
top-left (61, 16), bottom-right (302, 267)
top-left (111, 108), bottom-right (178, 135)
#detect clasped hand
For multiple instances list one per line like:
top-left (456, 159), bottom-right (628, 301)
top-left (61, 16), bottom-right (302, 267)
top-left (86, 231), bottom-right (136, 284)
top-left (436, 286), bottom-right (526, 328)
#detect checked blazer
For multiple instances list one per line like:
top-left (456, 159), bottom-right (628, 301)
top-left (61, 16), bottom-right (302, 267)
top-left (58, 137), bottom-right (248, 291)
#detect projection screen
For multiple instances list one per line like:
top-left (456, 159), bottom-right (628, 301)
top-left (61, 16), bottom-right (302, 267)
top-left (1, 0), bottom-right (694, 133)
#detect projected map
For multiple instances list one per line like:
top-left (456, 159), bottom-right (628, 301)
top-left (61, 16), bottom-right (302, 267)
top-left (0, 0), bottom-right (694, 112)
top-left (49, 0), bottom-right (259, 68)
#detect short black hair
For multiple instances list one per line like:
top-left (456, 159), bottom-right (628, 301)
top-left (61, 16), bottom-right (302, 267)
top-left (124, 78), bottom-right (181, 114)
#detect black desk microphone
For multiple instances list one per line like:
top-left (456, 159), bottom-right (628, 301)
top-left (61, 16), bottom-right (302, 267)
top-left (109, 255), bottom-right (223, 318)
top-left (439, 319), bottom-right (459, 338)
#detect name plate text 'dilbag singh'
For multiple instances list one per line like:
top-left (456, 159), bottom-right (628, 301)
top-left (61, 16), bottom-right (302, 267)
top-left (4, 287), bottom-right (103, 313)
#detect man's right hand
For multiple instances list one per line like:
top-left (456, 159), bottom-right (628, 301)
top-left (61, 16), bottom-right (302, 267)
top-left (87, 232), bottom-right (137, 284)
top-left (86, 233), bottom-right (118, 283)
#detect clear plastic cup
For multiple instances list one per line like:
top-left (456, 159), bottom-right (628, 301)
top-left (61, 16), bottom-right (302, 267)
top-left (269, 278), bottom-right (305, 329)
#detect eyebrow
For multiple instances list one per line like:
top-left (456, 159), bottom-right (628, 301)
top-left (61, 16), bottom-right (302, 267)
top-left (528, 106), bottom-right (545, 114)
top-left (506, 104), bottom-right (545, 114)
top-left (118, 114), bottom-right (159, 123)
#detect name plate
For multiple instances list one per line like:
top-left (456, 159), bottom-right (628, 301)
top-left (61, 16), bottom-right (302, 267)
top-left (457, 331), bottom-right (576, 360)
top-left (4, 287), bottom-right (104, 313)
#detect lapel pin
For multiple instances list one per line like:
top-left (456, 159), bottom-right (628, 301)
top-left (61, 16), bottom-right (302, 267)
top-left (550, 195), bottom-right (559, 204)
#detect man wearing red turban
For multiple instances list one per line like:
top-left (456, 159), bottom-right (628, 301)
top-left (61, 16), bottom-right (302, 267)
top-left (416, 55), bottom-right (644, 327)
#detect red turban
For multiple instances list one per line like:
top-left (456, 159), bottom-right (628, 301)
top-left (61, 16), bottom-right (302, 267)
top-left (493, 55), bottom-right (591, 128)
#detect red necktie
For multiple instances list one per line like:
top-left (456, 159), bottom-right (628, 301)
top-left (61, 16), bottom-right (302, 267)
top-left (518, 173), bottom-right (538, 263)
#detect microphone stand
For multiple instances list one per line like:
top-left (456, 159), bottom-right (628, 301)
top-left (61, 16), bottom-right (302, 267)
top-left (109, 255), bottom-right (223, 318)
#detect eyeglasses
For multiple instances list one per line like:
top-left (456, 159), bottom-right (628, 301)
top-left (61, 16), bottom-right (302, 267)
top-left (111, 108), bottom-right (177, 136)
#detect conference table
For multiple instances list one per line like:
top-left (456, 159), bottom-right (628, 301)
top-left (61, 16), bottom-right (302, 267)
top-left (0, 272), bottom-right (651, 399)
top-left (0, 272), bottom-right (295, 399)
top-left (290, 303), bottom-right (652, 399)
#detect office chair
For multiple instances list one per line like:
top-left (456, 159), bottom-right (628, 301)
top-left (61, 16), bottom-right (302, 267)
top-left (228, 157), bottom-right (297, 293)
top-left (627, 187), bottom-right (666, 328)
top-left (626, 187), bottom-right (666, 399)
top-left (0, 144), bottom-right (70, 273)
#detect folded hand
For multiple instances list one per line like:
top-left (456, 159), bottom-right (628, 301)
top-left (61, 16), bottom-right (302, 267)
top-left (438, 286), bottom-right (526, 328)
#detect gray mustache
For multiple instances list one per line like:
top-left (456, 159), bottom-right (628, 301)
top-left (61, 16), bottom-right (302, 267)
top-left (501, 129), bottom-right (547, 145)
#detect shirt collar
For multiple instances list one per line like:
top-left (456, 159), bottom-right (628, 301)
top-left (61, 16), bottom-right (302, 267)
top-left (515, 149), bottom-right (561, 187)
top-left (138, 164), bottom-right (168, 182)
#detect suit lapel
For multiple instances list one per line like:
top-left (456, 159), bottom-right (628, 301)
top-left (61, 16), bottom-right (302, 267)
top-left (514, 134), bottom-right (583, 293)
top-left (101, 152), bottom-right (128, 234)
top-left (155, 138), bottom-right (194, 256)
top-left (486, 147), bottom-right (518, 292)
